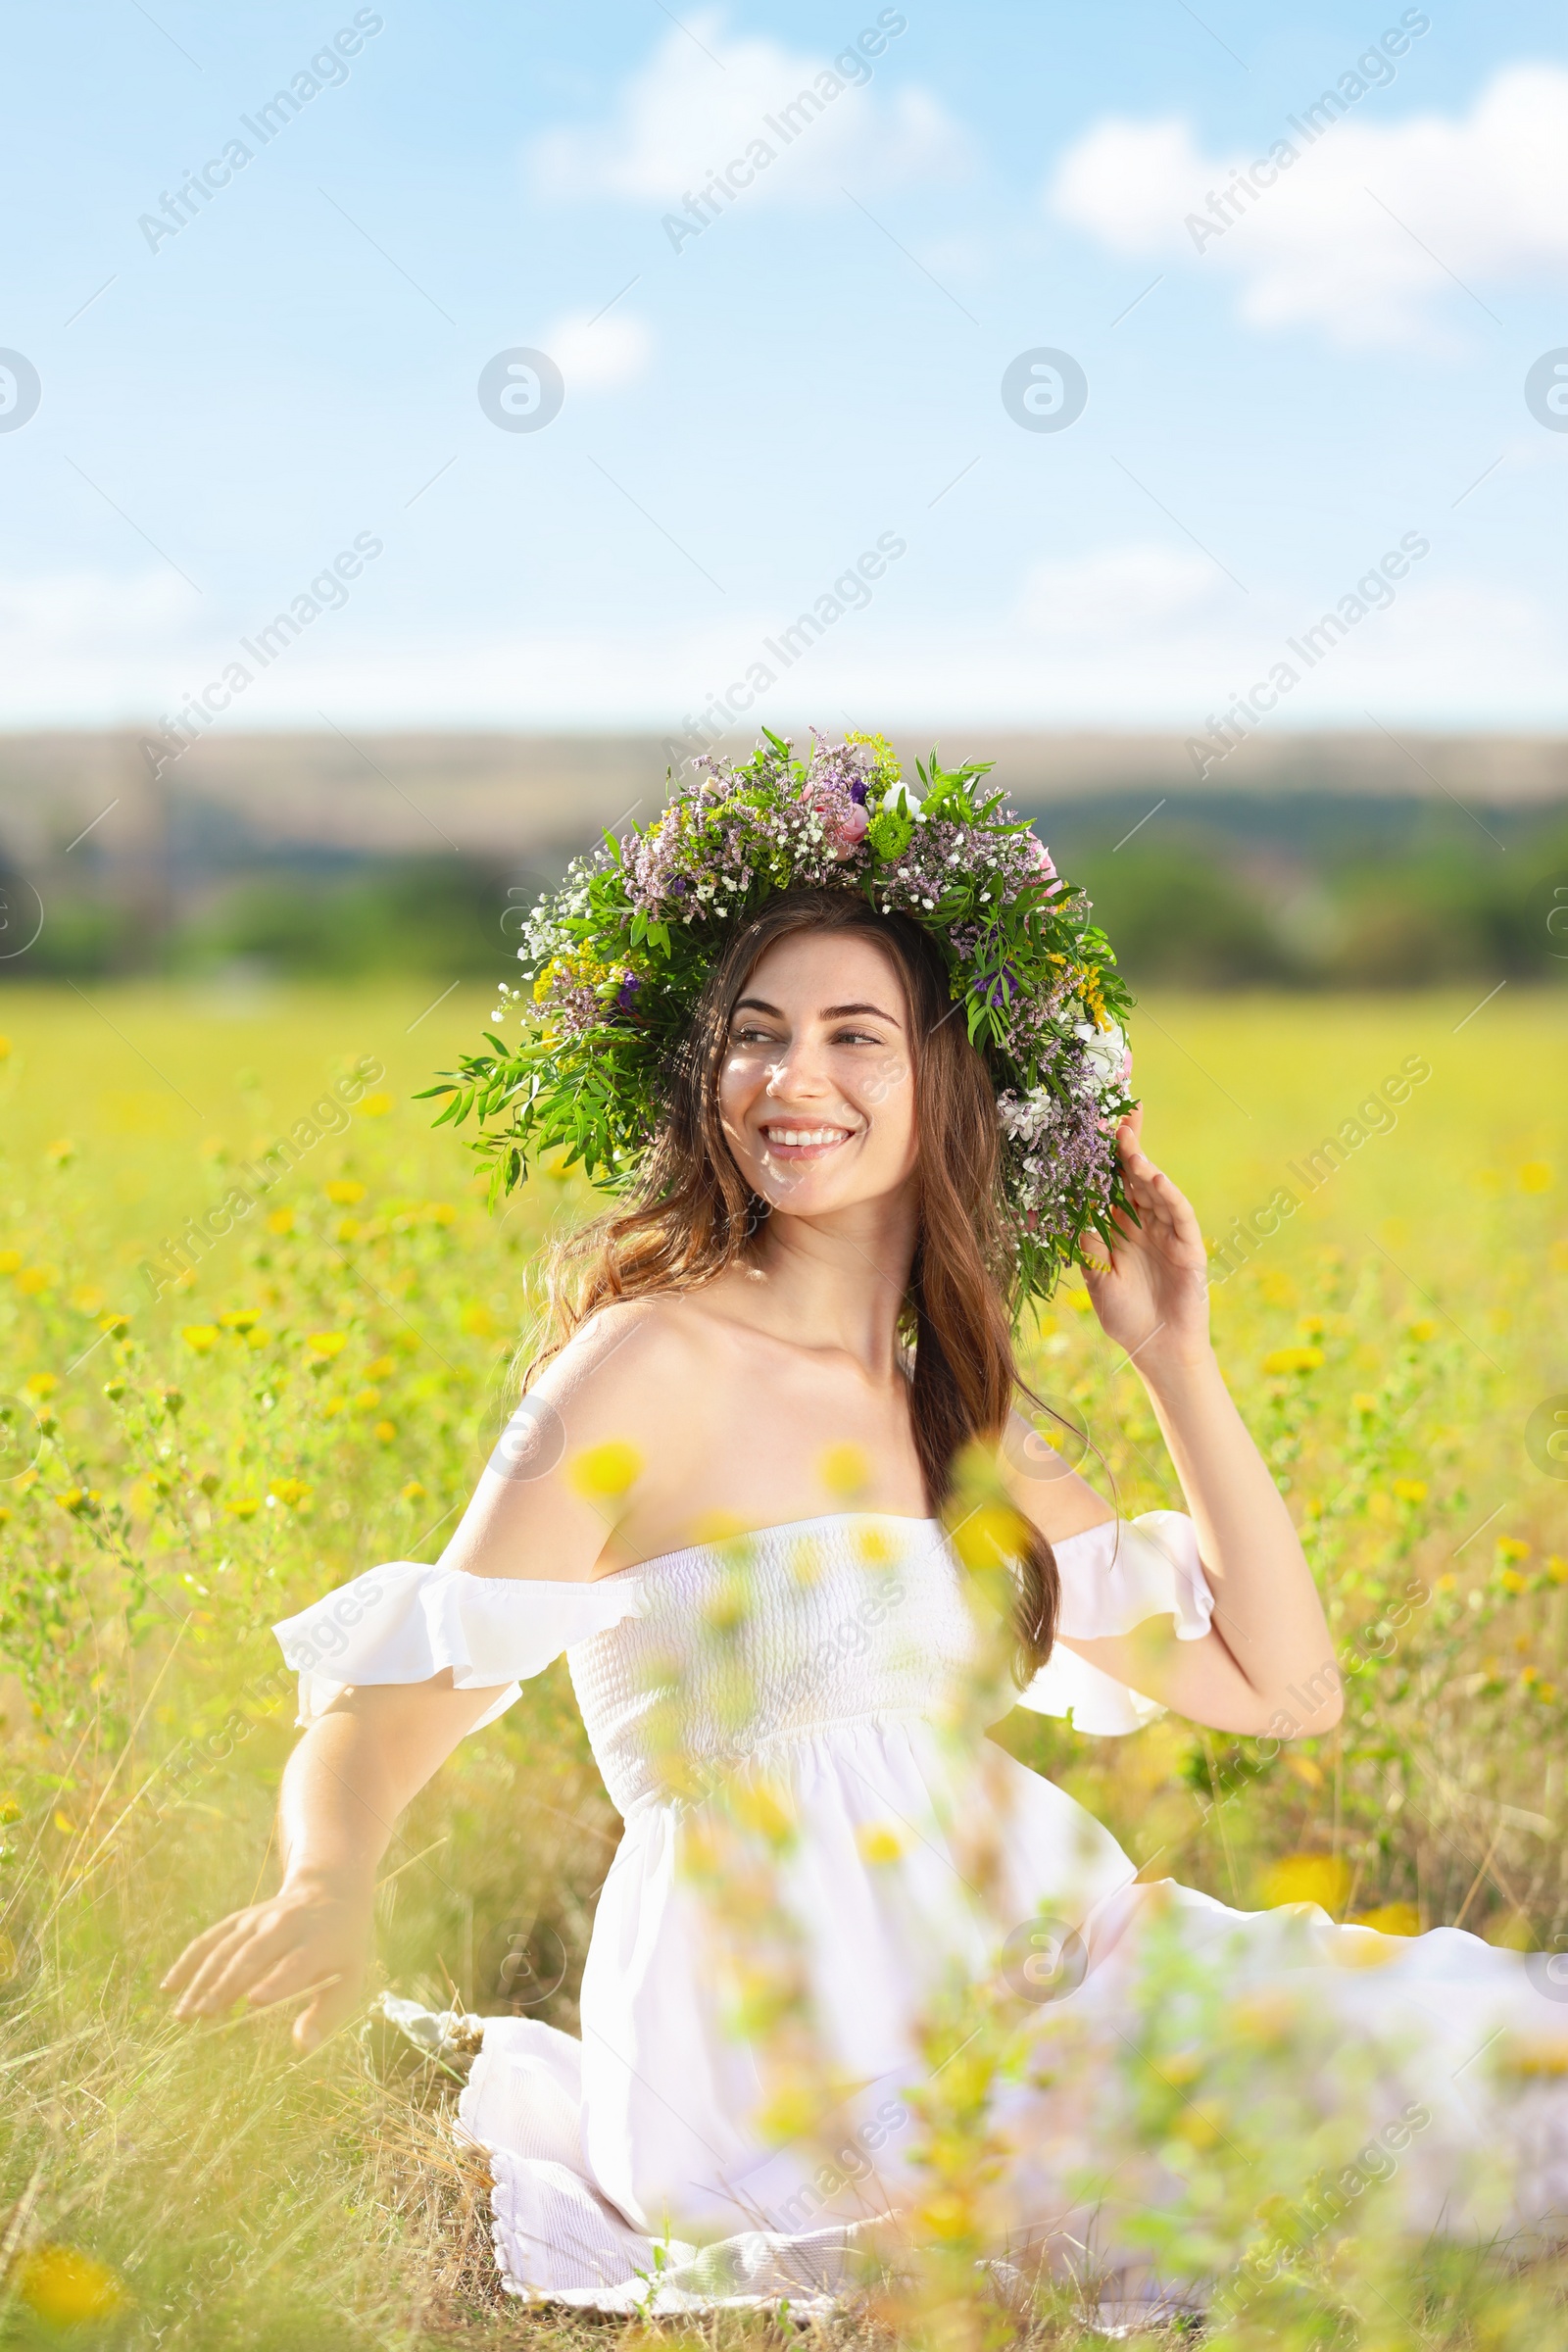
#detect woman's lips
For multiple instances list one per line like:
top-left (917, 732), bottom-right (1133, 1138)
top-left (759, 1122), bottom-right (856, 1161)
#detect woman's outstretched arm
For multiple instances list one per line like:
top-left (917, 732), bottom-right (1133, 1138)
top-left (164, 1301), bottom-right (693, 2049)
top-left (1009, 1110), bottom-right (1343, 1739)
top-left (161, 1680), bottom-right (503, 2049)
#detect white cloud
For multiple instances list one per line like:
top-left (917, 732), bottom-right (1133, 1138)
top-left (1048, 65), bottom-right (1568, 346)
top-left (528, 11), bottom-right (969, 210)
top-left (543, 310), bottom-right (653, 391)
top-left (1019, 544), bottom-right (1222, 641)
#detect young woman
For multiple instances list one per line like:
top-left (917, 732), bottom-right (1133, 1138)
top-left (165, 741), bottom-right (1566, 2317)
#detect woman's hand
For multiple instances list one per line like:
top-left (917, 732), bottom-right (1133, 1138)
top-left (1080, 1109), bottom-right (1211, 1372)
top-left (162, 1877), bottom-right (373, 2053)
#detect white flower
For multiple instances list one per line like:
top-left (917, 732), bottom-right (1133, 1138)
top-left (1073, 1019), bottom-right (1126, 1095)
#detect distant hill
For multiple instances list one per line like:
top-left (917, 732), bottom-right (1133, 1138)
top-left (1, 728), bottom-right (1564, 987)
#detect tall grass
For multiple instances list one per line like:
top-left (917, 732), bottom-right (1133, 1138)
top-left (0, 980), bottom-right (1563, 2348)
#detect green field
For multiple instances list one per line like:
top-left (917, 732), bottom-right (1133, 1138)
top-left (0, 981), bottom-right (1565, 2349)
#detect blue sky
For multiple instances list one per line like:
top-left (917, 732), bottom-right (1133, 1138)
top-left (3, 0), bottom-right (1566, 738)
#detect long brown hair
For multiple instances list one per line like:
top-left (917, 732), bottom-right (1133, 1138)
top-left (530, 887), bottom-right (1058, 1676)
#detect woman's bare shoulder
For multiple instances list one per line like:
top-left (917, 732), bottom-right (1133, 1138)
top-left (528, 1294), bottom-right (735, 1434)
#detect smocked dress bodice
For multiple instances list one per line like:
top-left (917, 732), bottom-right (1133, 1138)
top-left (567, 1517), bottom-right (977, 1815)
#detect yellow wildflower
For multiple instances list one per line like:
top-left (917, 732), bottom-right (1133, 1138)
top-left (1261, 1854), bottom-right (1351, 1913)
top-left (325, 1178), bottom-right (367, 1204)
top-left (1519, 1161), bottom-right (1553, 1193)
top-left (1262, 1345), bottom-right (1324, 1375)
top-left (15, 2244), bottom-right (128, 2326)
top-left (180, 1325), bottom-right (220, 1353)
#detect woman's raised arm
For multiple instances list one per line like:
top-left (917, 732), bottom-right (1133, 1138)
top-left (1008, 1112), bottom-right (1342, 1740)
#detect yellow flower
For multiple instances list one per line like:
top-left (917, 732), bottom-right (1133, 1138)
top-left (819, 1442), bottom-right (869, 1498)
top-left (43, 1137), bottom-right (76, 1165)
top-left (1351, 1902), bottom-right (1420, 1937)
top-left (856, 1822), bottom-right (904, 1866)
top-left (354, 1387), bottom-right (382, 1409)
top-left (55, 1488), bottom-right (99, 1516)
top-left (1519, 1161), bottom-right (1553, 1193)
top-left (0, 1249), bottom-right (19, 1275)
top-left (15, 2243), bottom-right (128, 2326)
top-left (1261, 1345), bottom-right (1324, 1375)
top-left (373, 1420), bottom-right (397, 1445)
top-left (23, 1372), bottom-right (59, 1398)
top-left (357, 1091), bottom-right (393, 1117)
top-left (1498, 1569), bottom-right (1528, 1595)
top-left (266, 1207), bottom-right (294, 1235)
top-left (70, 1285), bottom-right (105, 1316)
top-left (325, 1178), bottom-right (367, 1204)
top-left (224, 1495), bottom-right (261, 1520)
top-left (335, 1217), bottom-right (361, 1243)
top-left (1406, 1318), bottom-right (1437, 1343)
top-left (246, 1327), bottom-right (272, 1349)
top-left (1392, 1478), bottom-right (1427, 1504)
top-left (1547, 1556), bottom-right (1568, 1587)
top-left (400, 1480), bottom-right (426, 1503)
top-left (268, 1478), bottom-right (312, 1508)
top-left (1496, 1536), bottom-right (1530, 1562)
top-left (180, 1325), bottom-right (220, 1352)
top-left (731, 1780), bottom-right (794, 1846)
top-left (306, 1331), bottom-right (349, 1357)
top-left (17, 1264), bottom-right (55, 1295)
top-left (366, 1355), bottom-right (395, 1379)
top-left (219, 1308), bottom-right (259, 1331)
top-left (948, 1500), bottom-right (1029, 1574)
top-left (568, 1441), bottom-right (644, 1500)
top-left (1261, 1854), bottom-right (1351, 1913)
top-left (461, 1301), bottom-right (498, 1337)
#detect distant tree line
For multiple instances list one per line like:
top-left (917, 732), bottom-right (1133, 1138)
top-left (2, 793), bottom-right (1566, 988)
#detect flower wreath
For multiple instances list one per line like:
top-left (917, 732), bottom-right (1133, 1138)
top-left (423, 730), bottom-right (1137, 1308)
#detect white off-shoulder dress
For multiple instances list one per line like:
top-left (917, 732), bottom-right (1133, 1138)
top-left (274, 1514), bottom-right (1568, 2314)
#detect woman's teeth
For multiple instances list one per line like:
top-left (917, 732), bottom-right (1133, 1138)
top-left (764, 1127), bottom-right (848, 1149)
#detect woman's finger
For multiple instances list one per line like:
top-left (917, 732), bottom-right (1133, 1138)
top-left (292, 1975), bottom-right (359, 2056)
top-left (162, 1911), bottom-right (251, 1992)
top-left (244, 1948), bottom-right (347, 2011)
top-left (177, 1916), bottom-right (296, 2017)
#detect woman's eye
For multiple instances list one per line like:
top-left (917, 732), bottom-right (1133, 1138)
top-left (731, 1027), bottom-right (779, 1047)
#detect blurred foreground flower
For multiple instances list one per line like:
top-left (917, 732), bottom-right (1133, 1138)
top-left (180, 1326), bottom-right (220, 1353)
top-left (568, 1442), bottom-right (643, 1501)
top-left (14, 2242), bottom-right (128, 2326)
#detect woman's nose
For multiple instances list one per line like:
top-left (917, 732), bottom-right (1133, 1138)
top-left (763, 1037), bottom-right (829, 1099)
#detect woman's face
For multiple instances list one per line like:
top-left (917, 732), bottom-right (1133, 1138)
top-left (717, 929), bottom-right (919, 1219)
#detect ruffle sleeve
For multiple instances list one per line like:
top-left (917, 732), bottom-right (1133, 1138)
top-left (271, 1563), bottom-right (645, 1732)
top-left (1018, 1510), bottom-right (1215, 1737)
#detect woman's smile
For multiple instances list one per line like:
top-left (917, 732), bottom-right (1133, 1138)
top-left (758, 1120), bottom-right (859, 1160)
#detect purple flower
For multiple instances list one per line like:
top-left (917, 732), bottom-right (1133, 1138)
top-left (614, 972), bottom-right (643, 1014)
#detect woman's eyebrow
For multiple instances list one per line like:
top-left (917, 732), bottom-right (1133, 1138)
top-left (822, 1001), bottom-right (901, 1025)
top-left (732, 997), bottom-right (782, 1017)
